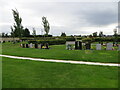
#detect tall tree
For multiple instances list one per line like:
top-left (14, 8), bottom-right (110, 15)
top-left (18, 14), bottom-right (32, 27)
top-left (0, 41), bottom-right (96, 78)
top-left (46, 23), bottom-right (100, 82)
top-left (23, 28), bottom-right (30, 37)
top-left (42, 16), bottom-right (50, 35)
top-left (12, 9), bottom-right (24, 38)
top-left (11, 26), bottom-right (15, 41)
top-left (99, 31), bottom-right (103, 37)
top-left (32, 28), bottom-right (36, 39)
top-left (92, 32), bottom-right (97, 37)
top-left (61, 32), bottom-right (66, 37)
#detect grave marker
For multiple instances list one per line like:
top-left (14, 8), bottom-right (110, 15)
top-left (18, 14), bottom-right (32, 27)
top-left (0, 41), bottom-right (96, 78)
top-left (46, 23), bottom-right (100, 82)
top-left (106, 43), bottom-right (113, 50)
top-left (96, 44), bottom-right (101, 50)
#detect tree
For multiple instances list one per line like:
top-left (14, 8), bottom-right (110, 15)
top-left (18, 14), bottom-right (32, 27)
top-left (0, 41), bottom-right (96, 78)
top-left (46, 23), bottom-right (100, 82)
top-left (32, 28), bottom-right (36, 39)
top-left (11, 9), bottom-right (24, 38)
top-left (61, 32), bottom-right (66, 37)
top-left (11, 26), bottom-right (15, 41)
top-left (23, 28), bottom-right (30, 37)
top-left (42, 16), bottom-right (50, 35)
top-left (1, 32), bottom-right (5, 37)
top-left (92, 32), bottom-right (97, 37)
top-left (99, 31), bottom-right (103, 37)
top-left (113, 29), bottom-right (117, 36)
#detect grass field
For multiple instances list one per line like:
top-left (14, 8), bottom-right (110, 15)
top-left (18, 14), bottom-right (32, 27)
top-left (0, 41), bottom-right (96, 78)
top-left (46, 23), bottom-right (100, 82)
top-left (1, 42), bottom-right (119, 63)
top-left (2, 57), bottom-right (118, 88)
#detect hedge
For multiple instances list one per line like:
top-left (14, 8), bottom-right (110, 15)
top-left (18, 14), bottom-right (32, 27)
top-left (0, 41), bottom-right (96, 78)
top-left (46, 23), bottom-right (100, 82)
top-left (28, 39), bottom-right (66, 45)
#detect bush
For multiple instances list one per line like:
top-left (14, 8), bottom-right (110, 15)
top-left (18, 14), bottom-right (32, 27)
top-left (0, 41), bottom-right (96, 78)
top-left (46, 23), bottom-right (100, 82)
top-left (28, 39), bottom-right (66, 45)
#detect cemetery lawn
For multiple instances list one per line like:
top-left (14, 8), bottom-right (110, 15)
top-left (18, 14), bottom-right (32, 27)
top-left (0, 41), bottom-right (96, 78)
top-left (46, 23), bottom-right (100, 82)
top-left (2, 57), bottom-right (118, 88)
top-left (1, 42), bottom-right (119, 63)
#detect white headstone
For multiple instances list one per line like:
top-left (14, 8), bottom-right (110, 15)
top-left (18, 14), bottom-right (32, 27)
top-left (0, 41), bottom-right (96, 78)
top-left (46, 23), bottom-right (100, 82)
top-left (29, 43), bottom-right (33, 48)
top-left (106, 43), bottom-right (113, 50)
top-left (96, 44), bottom-right (101, 50)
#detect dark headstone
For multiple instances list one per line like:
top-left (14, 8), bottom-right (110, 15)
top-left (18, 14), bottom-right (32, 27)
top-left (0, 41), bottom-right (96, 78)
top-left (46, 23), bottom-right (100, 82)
top-left (22, 44), bottom-right (25, 48)
top-left (75, 41), bottom-right (78, 49)
top-left (26, 44), bottom-right (29, 48)
top-left (78, 41), bottom-right (82, 50)
top-left (35, 44), bottom-right (38, 48)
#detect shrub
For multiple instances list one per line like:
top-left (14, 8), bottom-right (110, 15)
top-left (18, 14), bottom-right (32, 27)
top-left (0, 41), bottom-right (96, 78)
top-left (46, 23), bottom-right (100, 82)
top-left (28, 39), bottom-right (66, 45)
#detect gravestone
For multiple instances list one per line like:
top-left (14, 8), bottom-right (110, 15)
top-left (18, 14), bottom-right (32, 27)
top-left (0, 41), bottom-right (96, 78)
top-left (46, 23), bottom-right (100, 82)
top-left (78, 41), bottom-right (82, 50)
top-left (106, 43), bottom-right (113, 50)
top-left (29, 43), bottom-right (33, 48)
top-left (96, 44), bottom-right (101, 50)
top-left (66, 44), bottom-right (72, 50)
top-left (32, 44), bottom-right (35, 48)
top-left (75, 41), bottom-right (82, 50)
top-left (46, 43), bottom-right (49, 49)
top-left (41, 43), bottom-right (44, 49)
top-left (35, 44), bottom-right (38, 48)
top-left (66, 41), bottom-right (75, 50)
top-left (38, 44), bottom-right (41, 49)
top-left (22, 44), bottom-right (25, 48)
top-left (85, 42), bottom-right (91, 50)
top-left (26, 44), bottom-right (29, 48)
top-left (75, 41), bottom-right (78, 49)
top-left (20, 44), bottom-right (22, 47)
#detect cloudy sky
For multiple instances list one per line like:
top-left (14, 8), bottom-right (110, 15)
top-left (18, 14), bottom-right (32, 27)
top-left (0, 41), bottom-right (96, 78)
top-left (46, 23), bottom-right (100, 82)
top-left (0, 0), bottom-right (119, 36)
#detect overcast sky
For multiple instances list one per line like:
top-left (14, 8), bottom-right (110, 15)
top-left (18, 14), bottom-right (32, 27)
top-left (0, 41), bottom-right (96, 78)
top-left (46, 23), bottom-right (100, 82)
top-left (0, 0), bottom-right (119, 36)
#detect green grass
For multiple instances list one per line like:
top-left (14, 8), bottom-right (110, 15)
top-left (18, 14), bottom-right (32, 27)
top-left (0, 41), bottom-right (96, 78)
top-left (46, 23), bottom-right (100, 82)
top-left (2, 57), bottom-right (118, 88)
top-left (1, 42), bottom-right (119, 63)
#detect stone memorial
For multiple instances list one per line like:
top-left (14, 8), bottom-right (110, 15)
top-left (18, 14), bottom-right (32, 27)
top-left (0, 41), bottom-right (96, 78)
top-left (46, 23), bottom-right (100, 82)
top-left (26, 44), bottom-right (29, 48)
top-left (106, 43), bottom-right (113, 50)
top-left (29, 43), bottom-right (33, 48)
top-left (75, 41), bottom-right (82, 50)
top-left (38, 44), bottom-right (41, 49)
top-left (85, 42), bottom-right (91, 50)
top-left (22, 44), bottom-right (25, 48)
top-left (45, 43), bottom-right (49, 49)
top-left (66, 41), bottom-right (75, 50)
top-left (96, 44), bottom-right (101, 50)
top-left (66, 44), bottom-right (72, 50)
top-left (35, 44), bottom-right (38, 48)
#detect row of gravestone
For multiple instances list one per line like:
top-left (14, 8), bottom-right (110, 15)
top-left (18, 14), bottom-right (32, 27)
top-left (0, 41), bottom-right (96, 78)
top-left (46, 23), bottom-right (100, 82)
top-left (20, 43), bottom-right (49, 49)
top-left (96, 43), bottom-right (120, 50)
top-left (66, 41), bottom-right (91, 50)
top-left (66, 41), bottom-right (120, 50)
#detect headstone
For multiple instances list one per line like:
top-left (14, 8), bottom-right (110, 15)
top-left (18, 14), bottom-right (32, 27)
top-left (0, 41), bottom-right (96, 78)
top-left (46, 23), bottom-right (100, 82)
top-left (66, 44), bottom-right (72, 50)
top-left (75, 41), bottom-right (79, 49)
top-left (78, 41), bottom-right (82, 50)
top-left (35, 44), bottom-right (38, 48)
top-left (96, 44), bottom-right (101, 50)
top-left (85, 42), bottom-right (91, 50)
top-left (22, 44), bottom-right (25, 48)
top-left (46, 43), bottom-right (49, 49)
top-left (66, 41), bottom-right (75, 50)
top-left (26, 44), bottom-right (29, 48)
top-left (32, 44), bottom-right (35, 48)
top-left (106, 43), bottom-right (113, 50)
top-left (38, 44), bottom-right (41, 49)
top-left (20, 44), bottom-right (22, 47)
top-left (29, 43), bottom-right (33, 48)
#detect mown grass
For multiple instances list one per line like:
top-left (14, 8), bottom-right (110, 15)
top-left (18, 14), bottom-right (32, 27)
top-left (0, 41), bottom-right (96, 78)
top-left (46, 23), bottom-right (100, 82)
top-left (2, 57), bottom-right (118, 88)
top-left (1, 42), bottom-right (119, 63)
